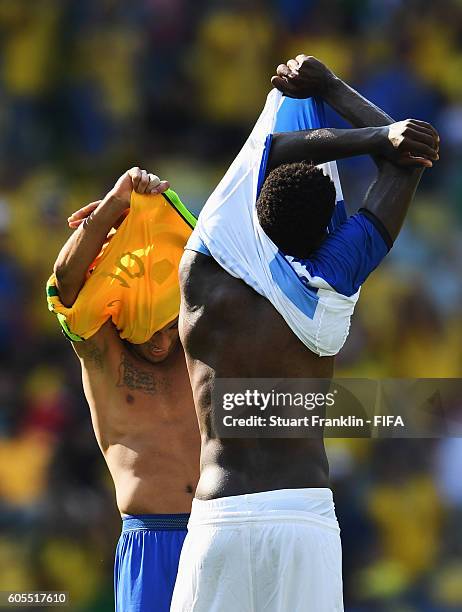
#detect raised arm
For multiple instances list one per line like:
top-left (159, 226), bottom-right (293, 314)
top-left (273, 54), bottom-right (395, 128)
top-left (270, 54), bottom-right (440, 241)
top-left (360, 161), bottom-right (423, 241)
top-left (54, 168), bottom-right (168, 307)
top-left (266, 123), bottom-right (436, 174)
top-left (270, 55), bottom-right (438, 170)
top-left (272, 54), bottom-right (395, 129)
top-left (267, 122), bottom-right (434, 240)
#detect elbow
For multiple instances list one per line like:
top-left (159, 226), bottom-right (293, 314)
top-left (53, 263), bottom-right (77, 308)
top-left (53, 260), bottom-right (66, 282)
top-left (266, 132), bottom-right (299, 173)
top-left (53, 260), bottom-right (70, 288)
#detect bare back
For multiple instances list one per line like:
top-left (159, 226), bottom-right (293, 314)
top-left (179, 250), bottom-right (334, 500)
top-left (75, 321), bottom-right (200, 515)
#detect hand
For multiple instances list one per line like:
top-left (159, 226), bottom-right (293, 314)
top-left (68, 200), bottom-right (101, 229)
top-left (381, 120), bottom-right (440, 168)
top-left (271, 55), bottom-right (335, 99)
top-left (67, 168), bottom-right (170, 229)
top-left (109, 167), bottom-right (170, 209)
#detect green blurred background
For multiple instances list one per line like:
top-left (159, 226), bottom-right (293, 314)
top-left (0, 1), bottom-right (461, 610)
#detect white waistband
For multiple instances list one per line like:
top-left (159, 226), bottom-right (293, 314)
top-left (189, 488), bottom-right (338, 531)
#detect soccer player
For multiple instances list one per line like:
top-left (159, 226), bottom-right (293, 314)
top-left (47, 168), bottom-right (200, 612)
top-left (171, 57), bottom-right (439, 611)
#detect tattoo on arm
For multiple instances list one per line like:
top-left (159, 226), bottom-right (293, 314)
top-left (74, 339), bottom-right (105, 370)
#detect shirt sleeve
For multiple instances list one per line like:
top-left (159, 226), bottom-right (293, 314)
top-left (301, 209), bottom-right (393, 297)
top-left (46, 271), bottom-right (113, 342)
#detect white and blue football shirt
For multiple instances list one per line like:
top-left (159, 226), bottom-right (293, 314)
top-left (187, 90), bottom-right (391, 356)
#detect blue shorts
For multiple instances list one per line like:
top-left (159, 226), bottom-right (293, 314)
top-left (114, 513), bottom-right (189, 612)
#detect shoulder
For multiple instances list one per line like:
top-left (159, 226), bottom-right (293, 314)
top-left (180, 249), bottom-right (227, 305)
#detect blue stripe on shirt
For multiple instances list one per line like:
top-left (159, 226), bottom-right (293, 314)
top-left (294, 211), bottom-right (391, 297)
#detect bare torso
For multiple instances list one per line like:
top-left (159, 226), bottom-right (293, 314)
top-left (75, 321), bottom-right (200, 515)
top-left (179, 250), bottom-right (334, 500)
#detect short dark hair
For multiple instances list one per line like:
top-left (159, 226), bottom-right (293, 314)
top-left (256, 161), bottom-right (336, 258)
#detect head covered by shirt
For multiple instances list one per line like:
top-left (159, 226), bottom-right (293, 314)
top-left (190, 90), bottom-right (389, 356)
top-left (47, 189), bottom-right (196, 343)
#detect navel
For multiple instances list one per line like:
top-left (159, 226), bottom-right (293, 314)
top-left (126, 394), bottom-right (135, 404)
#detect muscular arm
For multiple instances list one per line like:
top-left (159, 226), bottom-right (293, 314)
top-left (271, 55), bottom-right (439, 241)
top-left (54, 195), bottom-right (127, 307)
top-left (267, 123), bottom-right (432, 241)
top-left (321, 67), bottom-right (430, 239)
top-left (323, 72), bottom-right (433, 238)
top-left (325, 76), bottom-right (394, 128)
top-left (269, 64), bottom-right (438, 172)
top-left (267, 126), bottom-right (388, 172)
top-left (272, 55), bottom-right (395, 128)
top-left (268, 56), bottom-right (397, 172)
top-left (361, 161), bottom-right (423, 241)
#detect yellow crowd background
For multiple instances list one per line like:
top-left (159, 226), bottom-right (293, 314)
top-left (0, 1), bottom-right (461, 610)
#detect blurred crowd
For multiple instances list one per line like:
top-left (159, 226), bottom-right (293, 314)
top-left (0, 0), bottom-right (461, 610)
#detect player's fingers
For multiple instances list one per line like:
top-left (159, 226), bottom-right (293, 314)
top-left (148, 173), bottom-right (161, 186)
top-left (68, 200), bottom-right (100, 222)
top-left (287, 59), bottom-right (299, 74)
top-left (398, 153), bottom-right (433, 168)
top-left (68, 214), bottom-right (83, 225)
top-left (403, 138), bottom-right (439, 160)
top-left (69, 202), bottom-right (98, 219)
top-left (404, 128), bottom-right (437, 149)
top-left (408, 120), bottom-right (438, 136)
top-left (146, 173), bottom-right (161, 193)
top-left (276, 64), bottom-right (291, 78)
top-left (277, 63), bottom-right (298, 79)
top-left (408, 122), bottom-right (440, 148)
top-left (295, 53), bottom-right (309, 65)
top-left (408, 119), bottom-right (440, 141)
top-left (68, 219), bottom-right (85, 229)
top-left (150, 179), bottom-right (170, 194)
top-left (68, 211), bottom-right (84, 224)
top-left (271, 75), bottom-right (298, 96)
top-left (136, 169), bottom-right (150, 193)
top-left (128, 167), bottom-right (142, 189)
top-left (271, 75), bottom-right (286, 91)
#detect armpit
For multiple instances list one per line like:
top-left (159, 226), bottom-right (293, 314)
top-left (72, 323), bottom-right (113, 369)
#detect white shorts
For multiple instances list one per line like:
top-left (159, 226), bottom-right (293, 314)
top-left (171, 488), bottom-right (344, 612)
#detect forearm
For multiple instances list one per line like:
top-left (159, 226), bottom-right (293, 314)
top-left (363, 160), bottom-right (424, 241)
top-left (54, 195), bottom-right (126, 307)
top-left (267, 126), bottom-right (385, 173)
top-left (332, 81), bottom-right (432, 239)
top-left (325, 76), bottom-right (395, 128)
